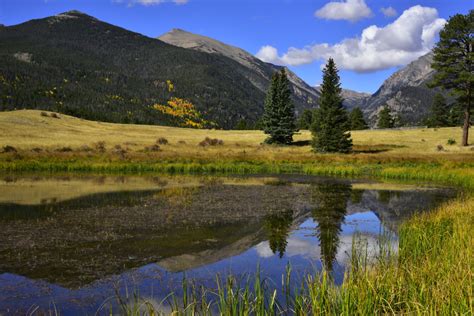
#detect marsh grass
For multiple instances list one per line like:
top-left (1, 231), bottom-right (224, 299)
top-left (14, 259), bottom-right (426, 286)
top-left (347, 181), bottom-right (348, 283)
top-left (108, 196), bottom-right (473, 315)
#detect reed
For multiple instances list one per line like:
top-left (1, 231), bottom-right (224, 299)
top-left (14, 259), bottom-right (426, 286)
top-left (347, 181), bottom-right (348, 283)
top-left (107, 195), bottom-right (473, 315)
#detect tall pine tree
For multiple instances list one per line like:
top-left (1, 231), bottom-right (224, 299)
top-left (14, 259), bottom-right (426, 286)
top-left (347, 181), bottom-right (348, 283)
top-left (426, 93), bottom-right (449, 127)
top-left (311, 58), bottom-right (352, 153)
top-left (430, 10), bottom-right (473, 146)
top-left (349, 107), bottom-right (369, 130)
top-left (262, 69), bottom-right (297, 144)
top-left (377, 105), bottom-right (394, 129)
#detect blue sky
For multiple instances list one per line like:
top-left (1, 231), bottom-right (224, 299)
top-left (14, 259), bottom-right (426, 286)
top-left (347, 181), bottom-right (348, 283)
top-left (0, 0), bottom-right (471, 93)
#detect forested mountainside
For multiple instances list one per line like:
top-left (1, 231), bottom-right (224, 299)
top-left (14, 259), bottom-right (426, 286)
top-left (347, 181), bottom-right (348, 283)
top-left (0, 11), bottom-right (271, 129)
top-left (159, 28), bottom-right (321, 116)
top-left (0, 11), bottom-right (452, 128)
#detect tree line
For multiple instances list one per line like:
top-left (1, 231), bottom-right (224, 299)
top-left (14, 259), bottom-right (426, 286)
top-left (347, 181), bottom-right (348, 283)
top-left (261, 10), bottom-right (472, 149)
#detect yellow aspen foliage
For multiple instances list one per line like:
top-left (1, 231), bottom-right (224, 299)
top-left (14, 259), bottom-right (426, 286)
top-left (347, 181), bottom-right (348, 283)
top-left (152, 97), bottom-right (213, 129)
top-left (166, 80), bottom-right (174, 92)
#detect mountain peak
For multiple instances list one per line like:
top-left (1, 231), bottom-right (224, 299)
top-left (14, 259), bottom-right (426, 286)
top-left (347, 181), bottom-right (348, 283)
top-left (53, 10), bottom-right (96, 20)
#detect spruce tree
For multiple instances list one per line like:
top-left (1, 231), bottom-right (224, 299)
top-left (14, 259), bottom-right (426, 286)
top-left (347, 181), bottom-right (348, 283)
top-left (426, 93), bottom-right (449, 127)
top-left (349, 107), bottom-right (369, 130)
top-left (311, 58), bottom-right (352, 153)
top-left (377, 105), bottom-right (394, 129)
top-left (430, 10), bottom-right (473, 146)
top-left (298, 109), bottom-right (314, 130)
top-left (262, 69), bottom-right (297, 144)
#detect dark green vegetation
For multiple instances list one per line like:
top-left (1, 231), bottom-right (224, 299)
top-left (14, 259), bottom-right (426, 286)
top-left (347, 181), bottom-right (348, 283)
top-left (297, 108), bottom-right (314, 130)
top-left (430, 9), bottom-right (473, 146)
top-left (0, 11), bottom-right (270, 129)
top-left (311, 58), bottom-right (352, 153)
top-left (425, 93), bottom-right (450, 127)
top-left (0, 174), bottom-right (464, 315)
top-left (262, 69), bottom-right (297, 144)
top-left (377, 105), bottom-right (395, 129)
top-left (349, 107), bottom-right (368, 130)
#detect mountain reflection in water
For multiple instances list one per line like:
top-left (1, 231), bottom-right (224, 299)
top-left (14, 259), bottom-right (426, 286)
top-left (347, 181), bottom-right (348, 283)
top-left (0, 174), bottom-right (455, 314)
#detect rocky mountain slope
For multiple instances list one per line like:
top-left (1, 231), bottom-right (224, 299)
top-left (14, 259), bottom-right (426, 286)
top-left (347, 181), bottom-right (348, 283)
top-left (159, 28), bottom-right (320, 115)
top-left (0, 11), bottom-right (444, 128)
top-left (362, 52), bottom-right (443, 125)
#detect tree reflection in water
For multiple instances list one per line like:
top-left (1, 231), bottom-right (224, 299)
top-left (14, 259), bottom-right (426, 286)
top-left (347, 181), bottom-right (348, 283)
top-left (264, 210), bottom-right (293, 258)
top-left (311, 182), bottom-right (351, 272)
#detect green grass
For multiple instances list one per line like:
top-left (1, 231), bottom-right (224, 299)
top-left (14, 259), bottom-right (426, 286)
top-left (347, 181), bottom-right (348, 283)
top-left (2, 110), bottom-right (473, 314)
top-left (108, 196), bottom-right (473, 315)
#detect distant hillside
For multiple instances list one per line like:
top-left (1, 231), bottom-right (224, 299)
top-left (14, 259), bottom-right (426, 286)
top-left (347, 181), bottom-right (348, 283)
top-left (159, 28), bottom-right (320, 115)
top-left (0, 11), bottom-right (276, 129)
top-left (362, 52), bottom-right (446, 125)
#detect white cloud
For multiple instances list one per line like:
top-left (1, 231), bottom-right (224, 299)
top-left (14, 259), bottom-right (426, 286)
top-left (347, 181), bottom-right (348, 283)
top-left (380, 6), bottom-right (398, 18)
top-left (256, 5), bottom-right (446, 73)
top-left (315, 0), bottom-right (373, 22)
top-left (114, 0), bottom-right (188, 6)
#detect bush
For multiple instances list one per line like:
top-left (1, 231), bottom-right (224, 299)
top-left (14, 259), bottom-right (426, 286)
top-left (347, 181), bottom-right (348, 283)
top-left (94, 141), bottom-right (106, 152)
top-left (79, 145), bottom-right (93, 152)
top-left (56, 147), bottom-right (73, 152)
top-left (437, 144), bottom-right (444, 151)
top-left (199, 137), bottom-right (224, 147)
top-left (40, 111), bottom-right (49, 117)
top-left (447, 138), bottom-right (456, 145)
top-left (178, 140), bottom-right (186, 144)
top-left (113, 144), bottom-right (127, 157)
top-left (145, 144), bottom-right (161, 152)
top-left (157, 137), bottom-right (169, 145)
top-left (2, 145), bottom-right (17, 153)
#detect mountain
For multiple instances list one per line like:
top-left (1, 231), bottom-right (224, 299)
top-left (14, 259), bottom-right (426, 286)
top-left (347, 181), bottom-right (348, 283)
top-left (159, 28), bottom-right (320, 115)
top-left (314, 85), bottom-right (370, 110)
top-left (341, 89), bottom-right (371, 110)
top-left (362, 52), bottom-right (444, 125)
top-left (0, 11), bottom-right (280, 129)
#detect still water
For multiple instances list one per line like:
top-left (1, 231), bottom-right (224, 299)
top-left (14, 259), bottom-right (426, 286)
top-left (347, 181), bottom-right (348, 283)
top-left (0, 174), bottom-right (455, 314)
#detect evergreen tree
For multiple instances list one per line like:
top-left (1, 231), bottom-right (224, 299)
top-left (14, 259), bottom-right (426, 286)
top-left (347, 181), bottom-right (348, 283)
top-left (349, 107), bottom-right (369, 130)
top-left (426, 93), bottom-right (449, 127)
top-left (311, 182), bottom-right (351, 272)
top-left (264, 210), bottom-right (293, 258)
top-left (377, 105), bottom-right (394, 129)
top-left (298, 108), bottom-right (314, 130)
top-left (448, 103), bottom-right (464, 127)
top-left (262, 69), bottom-right (297, 144)
top-left (430, 10), bottom-right (473, 146)
top-left (311, 58), bottom-right (352, 153)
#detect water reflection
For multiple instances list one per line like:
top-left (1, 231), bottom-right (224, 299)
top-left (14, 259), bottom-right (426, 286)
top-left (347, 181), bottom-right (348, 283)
top-left (0, 174), bottom-right (456, 314)
top-left (311, 182), bottom-right (351, 272)
top-left (264, 210), bottom-right (293, 258)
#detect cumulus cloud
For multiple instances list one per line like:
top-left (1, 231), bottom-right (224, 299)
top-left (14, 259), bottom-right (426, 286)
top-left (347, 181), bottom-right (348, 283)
top-left (256, 5), bottom-right (446, 73)
top-left (115, 0), bottom-right (188, 6)
top-left (315, 0), bottom-right (373, 22)
top-left (380, 6), bottom-right (398, 18)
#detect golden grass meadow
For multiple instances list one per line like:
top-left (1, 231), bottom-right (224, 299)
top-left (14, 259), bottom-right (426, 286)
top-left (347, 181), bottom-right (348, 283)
top-left (0, 110), bottom-right (473, 314)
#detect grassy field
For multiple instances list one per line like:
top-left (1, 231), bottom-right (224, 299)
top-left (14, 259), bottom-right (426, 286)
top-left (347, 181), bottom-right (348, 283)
top-left (1, 110), bottom-right (473, 158)
top-left (1, 110), bottom-right (473, 314)
top-left (1, 110), bottom-right (473, 189)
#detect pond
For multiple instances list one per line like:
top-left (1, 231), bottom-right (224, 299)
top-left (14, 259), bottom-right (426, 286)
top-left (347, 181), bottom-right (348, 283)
top-left (0, 174), bottom-right (456, 314)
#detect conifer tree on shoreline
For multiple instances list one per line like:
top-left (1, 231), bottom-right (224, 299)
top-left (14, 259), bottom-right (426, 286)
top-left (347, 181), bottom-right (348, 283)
top-left (430, 10), bottom-right (473, 146)
top-left (350, 107), bottom-right (369, 130)
top-left (311, 58), bottom-right (352, 153)
top-left (377, 105), bottom-right (394, 129)
top-left (262, 69), bottom-right (297, 144)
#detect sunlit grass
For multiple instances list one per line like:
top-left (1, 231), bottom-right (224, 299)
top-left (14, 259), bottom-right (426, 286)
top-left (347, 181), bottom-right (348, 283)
top-left (110, 195), bottom-right (473, 315)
